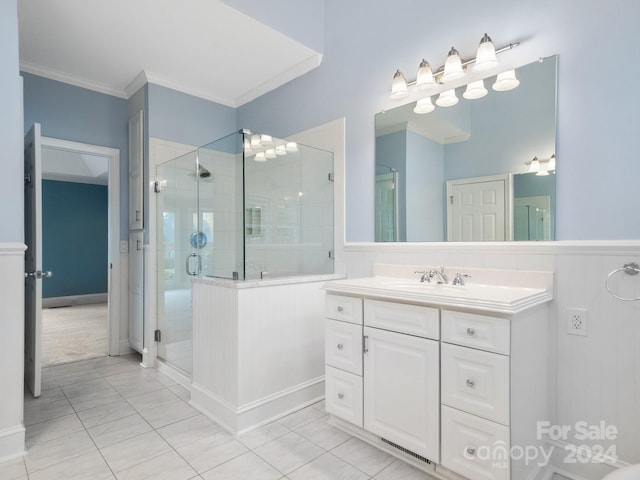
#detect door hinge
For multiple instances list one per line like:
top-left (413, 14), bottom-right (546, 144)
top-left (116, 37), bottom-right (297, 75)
top-left (449, 195), bottom-right (454, 205)
top-left (154, 329), bottom-right (161, 342)
top-left (328, 173), bottom-right (335, 182)
top-left (328, 250), bottom-right (334, 259)
top-left (24, 173), bottom-right (32, 185)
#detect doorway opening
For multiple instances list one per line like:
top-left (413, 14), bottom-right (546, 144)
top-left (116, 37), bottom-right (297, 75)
top-left (39, 137), bottom-right (121, 366)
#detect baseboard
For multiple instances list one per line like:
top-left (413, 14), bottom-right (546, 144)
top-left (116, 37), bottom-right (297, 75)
top-left (118, 339), bottom-right (135, 356)
top-left (43, 293), bottom-right (107, 308)
top-left (155, 359), bottom-right (191, 389)
top-left (0, 425), bottom-right (25, 463)
top-left (190, 377), bottom-right (325, 437)
top-left (545, 438), bottom-right (622, 480)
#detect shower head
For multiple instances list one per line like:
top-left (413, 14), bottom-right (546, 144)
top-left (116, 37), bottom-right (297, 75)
top-left (197, 165), bottom-right (211, 178)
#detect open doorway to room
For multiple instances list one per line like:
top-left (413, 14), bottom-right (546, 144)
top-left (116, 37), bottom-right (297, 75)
top-left (39, 138), bottom-right (120, 367)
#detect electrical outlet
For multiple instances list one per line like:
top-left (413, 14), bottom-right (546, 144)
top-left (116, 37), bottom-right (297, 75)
top-left (567, 308), bottom-right (588, 336)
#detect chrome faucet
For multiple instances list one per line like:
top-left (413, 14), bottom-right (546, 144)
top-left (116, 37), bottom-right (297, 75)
top-left (428, 267), bottom-right (448, 284)
top-left (415, 270), bottom-right (430, 283)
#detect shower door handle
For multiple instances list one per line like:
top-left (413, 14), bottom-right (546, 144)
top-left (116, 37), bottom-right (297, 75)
top-left (185, 253), bottom-right (202, 276)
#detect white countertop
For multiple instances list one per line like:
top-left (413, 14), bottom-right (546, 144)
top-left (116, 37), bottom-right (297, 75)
top-left (323, 274), bottom-right (553, 315)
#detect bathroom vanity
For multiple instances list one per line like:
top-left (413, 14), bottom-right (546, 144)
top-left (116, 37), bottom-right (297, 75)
top-left (323, 264), bottom-right (553, 480)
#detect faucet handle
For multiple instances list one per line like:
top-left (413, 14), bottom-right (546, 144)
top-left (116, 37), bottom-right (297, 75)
top-left (452, 272), bottom-right (471, 286)
top-left (414, 270), bottom-right (430, 283)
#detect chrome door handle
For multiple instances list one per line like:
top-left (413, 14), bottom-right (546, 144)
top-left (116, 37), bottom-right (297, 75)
top-left (25, 270), bottom-right (53, 279)
top-left (185, 253), bottom-right (202, 276)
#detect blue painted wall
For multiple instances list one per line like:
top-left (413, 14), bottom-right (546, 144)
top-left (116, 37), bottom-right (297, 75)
top-left (42, 180), bottom-right (108, 298)
top-left (148, 84), bottom-right (237, 147)
top-left (238, 0), bottom-right (640, 241)
top-left (0, 0), bottom-right (23, 242)
top-left (22, 72), bottom-right (129, 240)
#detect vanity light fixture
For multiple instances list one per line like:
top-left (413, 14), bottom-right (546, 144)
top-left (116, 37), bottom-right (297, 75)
top-left (265, 148), bottom-right (277, 159)
top-left (526, 154), bottom-right (556, 175)
top-left (254, 152), bottom-right (267, 162)
top-left (436, 89), bottom-right (459, 107)
top-left (389, 33), bottom-right (520, 113)
top-left (275, 145), bottom-right (288, 156)
top-left (463, 79), bottom-right (488, 99)
top-left (250, 134), bottom-right (261, 148)
top-left (413, 97), bottom-right (435, 114)
top-left (285, 142), bottom-right (298, 153)
top-left (260, 134), bottom-right (273, 145)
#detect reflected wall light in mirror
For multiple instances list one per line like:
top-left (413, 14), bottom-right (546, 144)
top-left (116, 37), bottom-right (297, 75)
top-left (388, 33), bottom-right (520, 111)
top-left (526, 154), bottom-right (556, 176)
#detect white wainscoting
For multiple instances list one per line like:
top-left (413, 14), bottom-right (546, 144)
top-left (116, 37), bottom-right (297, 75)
top-left (343, 241), bottom-right (640, 480)
top-left (191, 277), bottom-right (327, 435)
top-left (0, 243), bottom-right (26, 462)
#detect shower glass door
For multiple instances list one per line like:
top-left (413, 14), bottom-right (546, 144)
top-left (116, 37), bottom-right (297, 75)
top-left (156, 150), bottom-right (198, 374)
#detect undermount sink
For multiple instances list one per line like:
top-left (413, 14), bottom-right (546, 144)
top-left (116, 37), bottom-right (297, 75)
top-left (379, 280), bottom-right (465, 292)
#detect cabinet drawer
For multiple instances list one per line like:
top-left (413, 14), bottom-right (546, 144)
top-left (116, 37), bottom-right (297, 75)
top-left (442, 310), bottom-right (510, 354)
top-left (325, 319), bottom-right (362, 375)
top-left (326, 294), bottom-right (363, 325)
top-left (364, 299), bottom-right (439, 339)
top-left (441, 344), bottom-right (510, 425)
top-left (325, 366), bottom-right (363, 427)
top-left (441, 406), bottom-right (510, 480)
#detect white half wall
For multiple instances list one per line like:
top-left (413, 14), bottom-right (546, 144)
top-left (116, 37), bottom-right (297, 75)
top-left (0, 244), bottom-right (27, 461)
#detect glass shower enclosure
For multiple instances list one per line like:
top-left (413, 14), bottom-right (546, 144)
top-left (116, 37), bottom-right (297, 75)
top-left (155, 130), bottom-right (334, 374)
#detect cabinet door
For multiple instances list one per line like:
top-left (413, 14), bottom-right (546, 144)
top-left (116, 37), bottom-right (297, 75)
top-left (129, 110), bottom-right (144, 230)
top-left (363, 326), bottom-right (440, 462)
top-left (129, 231), bottom-right (144, 353)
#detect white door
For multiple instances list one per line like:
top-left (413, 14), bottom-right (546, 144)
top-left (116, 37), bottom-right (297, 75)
top-left (447, 175), bottom-right (511, 241)
top-left (129, 231), bottom-right (144, 353)
top-left (363, 326), bottom-right (440, 462)
top-left (24, 123), bottom-right (45, 397)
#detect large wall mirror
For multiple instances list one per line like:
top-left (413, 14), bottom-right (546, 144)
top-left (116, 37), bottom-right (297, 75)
top-left (375, 55), bottom-right (557, 242)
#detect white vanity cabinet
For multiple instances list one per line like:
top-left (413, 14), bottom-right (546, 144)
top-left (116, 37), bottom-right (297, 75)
top-left (323, 268), bottom-right (551, 480)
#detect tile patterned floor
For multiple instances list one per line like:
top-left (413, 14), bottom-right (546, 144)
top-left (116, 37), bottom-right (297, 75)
top-left (1, 354), bottom-right (435, 480)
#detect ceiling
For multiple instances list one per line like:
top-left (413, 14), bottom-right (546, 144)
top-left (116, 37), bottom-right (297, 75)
top-left (42, 147), bottom-right (109, 185)
top-left (18, 0), bottom-right (322, 107)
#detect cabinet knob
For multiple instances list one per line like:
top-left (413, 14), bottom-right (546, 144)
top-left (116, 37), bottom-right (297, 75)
top-left (466, 379), bottom-right (475, 388)
top-left (337, 306), bottom-right (344, 312)
top-left (338, 393), bottom-right (344, 399)
top-left (466, 327), bottom-right (475, 336)
top-left (337, 343), bottom-right (344, 350)
top-left (466, 446), bottom-right (476, 457)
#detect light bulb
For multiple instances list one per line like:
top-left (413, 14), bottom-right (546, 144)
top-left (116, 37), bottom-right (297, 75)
top-left (536, 167), bottom-right (549, 176)
top-left (275, 145), bottom-right (287, 156)
top-left (436, 89), bottom-right (459, 107)
top-left (285, 142), bottom-right (298, 153)
top-left (254, 152), bottom-right (267, 162)
top-left (474, 33), bottom-right (498, 72)
top-left (413, 97), bottom-right (435, 114)
top-left (493, 69), bottom-right (520, 91)
top-left (463, 80), bottom-right (488, 100)
top-left (250, 134), bottom-right (261, 147)
top-left (265, 148), bottom-right (276, 159)
top-left (260, 134), bottom-right (273, 145)
top-left (528, 157), bottom-right (540, 173)
top-left (416, 59), bottom-right (436, 90)
top-left (548, 154), bottom-right (556, 170)
top-left (390, 69), bottom-right (409, 100)
top-left (243, 137), bottom-right (251, 152)
top-left (441, 47), bottom-right (464, 83)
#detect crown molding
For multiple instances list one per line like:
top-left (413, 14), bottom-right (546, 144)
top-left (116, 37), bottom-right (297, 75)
top-left (20, 61), bottom-right (128, 99)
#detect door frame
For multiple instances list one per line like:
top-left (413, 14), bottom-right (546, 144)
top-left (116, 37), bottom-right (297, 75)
top-left (40, 136), bottom-right (121, 356)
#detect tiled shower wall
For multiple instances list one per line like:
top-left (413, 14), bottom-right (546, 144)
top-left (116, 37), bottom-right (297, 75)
top-left (343, 241), bottom-right (640, 480)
